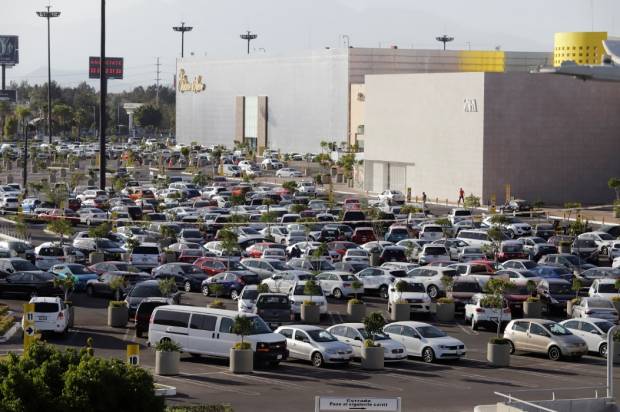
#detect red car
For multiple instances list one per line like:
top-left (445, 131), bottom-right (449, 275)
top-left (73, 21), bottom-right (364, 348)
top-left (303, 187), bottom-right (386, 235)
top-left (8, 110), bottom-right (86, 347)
top-left (495, 241), bottom-right (528, 263)
top-left (328, 241), bottom-right (359, 258)
top-left (37, 208), bottom-right (80, 224)
top-left (351, 227), bottom-right (376, 244)
top-left (193, 257), bottom-right (229, 276)
top-left (245, 242), bottom-right (278, 258)
top-left (177, 248), bottom-right (204, 263)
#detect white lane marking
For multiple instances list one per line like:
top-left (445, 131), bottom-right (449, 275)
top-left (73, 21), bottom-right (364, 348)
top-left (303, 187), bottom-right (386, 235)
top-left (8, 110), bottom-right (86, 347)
top-left (220, 372), bottom-right (322, 391)
top-left (384, 372), bottom-right (468, 390)
top-left (161, 373), bottom-right (261, 396)
top-left (451, 371), bottom-right (538, 389)
top-left (457, 323), bottom-right (478, 336)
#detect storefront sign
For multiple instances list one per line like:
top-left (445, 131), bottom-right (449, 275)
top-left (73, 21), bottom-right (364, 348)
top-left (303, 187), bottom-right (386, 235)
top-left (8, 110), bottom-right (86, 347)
top-left (177, 68), bottom-right (206, 93)
top-left (315, 397), bottom-right (401, 411)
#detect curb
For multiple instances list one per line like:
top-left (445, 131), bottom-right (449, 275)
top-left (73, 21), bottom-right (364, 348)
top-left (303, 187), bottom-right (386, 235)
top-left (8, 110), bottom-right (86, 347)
top-left (154, 383), bottom-right (177, 397)
top-left (0, 322), bottom-right (20, 344)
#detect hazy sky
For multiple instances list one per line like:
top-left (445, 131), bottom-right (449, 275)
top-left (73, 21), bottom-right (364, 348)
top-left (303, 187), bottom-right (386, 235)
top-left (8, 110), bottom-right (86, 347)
top-left (3, 0), bottom-right (618, 91)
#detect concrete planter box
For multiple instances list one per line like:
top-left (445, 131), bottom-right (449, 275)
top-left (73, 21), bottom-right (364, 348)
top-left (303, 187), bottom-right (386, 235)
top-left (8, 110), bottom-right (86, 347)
top-left (89, 252), bottom-right (104, 265)
top-left (566, 300), bottom-right (576, 317)
top-left (487, 342), bottom-right (510, 367)
top-left (66, 304), bottom-right (75, 329)
top-left (301, 304), bottom-right (320, 324)
top-left (107, 305), bottom-right (128, 328)
top-left (347, 302), bottom-right (366, 322)
top-left (391, 303), bottom-right (410, 322)
top-left (155, 351), bottom-right (180, 376)
top-left (523, 300), bottom-right (542, 318)
top-left (229, 348), bottom-right (253, 374)
top-left (436, 302), bottom-right (455, 322)
top-left (361, 346), bottom-right (384, 370)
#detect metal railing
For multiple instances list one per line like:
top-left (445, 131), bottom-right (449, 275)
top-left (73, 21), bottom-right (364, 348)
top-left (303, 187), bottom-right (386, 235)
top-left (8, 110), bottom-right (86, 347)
top-left (494, 385), bottom-right (610, 412)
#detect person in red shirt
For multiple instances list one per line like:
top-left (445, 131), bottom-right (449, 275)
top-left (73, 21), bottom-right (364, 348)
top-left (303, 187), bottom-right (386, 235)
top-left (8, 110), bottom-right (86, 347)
top-left (458, 188), bottom-right (465, 206)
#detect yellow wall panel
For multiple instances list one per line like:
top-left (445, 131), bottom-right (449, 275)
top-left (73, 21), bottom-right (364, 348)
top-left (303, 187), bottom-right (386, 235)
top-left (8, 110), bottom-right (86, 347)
top-left (458, 51), bottom-right (505, 72)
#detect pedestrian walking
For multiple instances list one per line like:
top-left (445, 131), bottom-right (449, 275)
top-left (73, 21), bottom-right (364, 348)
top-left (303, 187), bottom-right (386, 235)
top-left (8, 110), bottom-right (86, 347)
top-left (458, 187), bottom-right (465, 206)
top-left (422, 192), bottom-right (427, 208)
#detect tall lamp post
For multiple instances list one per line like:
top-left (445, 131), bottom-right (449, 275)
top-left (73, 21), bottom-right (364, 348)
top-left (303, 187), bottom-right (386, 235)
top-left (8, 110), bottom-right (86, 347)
top-left (99, 0), bottom-right (106, 190)
top-left (172, 22), bottom-right (193, 58)
top-left (36, 5), bottom-right (61, 145)
top-left (436, 34), bottom-right (454, 51)
top-left (240, 31), bottom-right (258, 55)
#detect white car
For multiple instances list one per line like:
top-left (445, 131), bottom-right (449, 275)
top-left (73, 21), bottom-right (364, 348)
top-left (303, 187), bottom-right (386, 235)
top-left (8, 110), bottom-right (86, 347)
top-left (342, 248), bottom-right (369, 263)
top-left (237, 285), bottom-right (259, 313)
top-left (261, 158), bottom-right (284, 170)
top-left (78, 207), bottom-right (108, 225)
top-left (464, 293), bottom-right (512, 331)
top-left (274, 325), bottom-right (352, 367)
top-left (457, 246), bottom-right (486, 262)
top-left (355, 267), bottom-right (400, 299)
top-left (34, 242), bottom-right (66, 270)
top-left (570, 297), bottom-right (619, 323)
top-left (378, 190), bottom-right (405, 205)
top-left (383, 321), bottom-right (466, 363)
top-left (418, 224), bottom-right (444, 241)
top-left (297, 181), bottom-right (316, 194)
top-left (276, 168), bottom-right (303, 178)
top-left (482, 216), bottom-right (531, 238)
top-left (588, 278), bottom-right (620, 301)
top-left (315, 271), bottom-right (363, 299)
top-left (560, 318), bottom-right (614, 358)
top-left (288, 281), bottom-right (328, 316)
top-left (578, 231), bottom-right (616, 256)
top-left (327, 323), bottom-right (407, 361)
top-left (22, 296), bottom-right (70, 334)
top-left (405, 266), bottom-right (458, 299)
top-left (418, 244), bottom-right (450, 265)
top-left (388, 280), bottom-right (431, 314)
top-left (448, 208), bottom-right (473, 225)
top-left (261, 270), bottom-right (313, 294)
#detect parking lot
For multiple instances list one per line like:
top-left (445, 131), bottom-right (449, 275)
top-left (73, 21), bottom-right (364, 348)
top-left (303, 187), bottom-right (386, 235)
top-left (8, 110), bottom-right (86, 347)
top-left (2, 289), bottom-right (619, 412)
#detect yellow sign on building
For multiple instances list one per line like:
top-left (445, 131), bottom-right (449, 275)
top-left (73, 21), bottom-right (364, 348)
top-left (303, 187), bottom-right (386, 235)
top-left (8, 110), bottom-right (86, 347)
top-left (554, 32), bottom-right (608, 67)
top-left (459, 51), bottom-right (505, 73)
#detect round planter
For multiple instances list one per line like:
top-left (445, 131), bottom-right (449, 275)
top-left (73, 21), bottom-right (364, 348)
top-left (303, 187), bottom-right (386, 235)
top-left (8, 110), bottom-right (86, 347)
top-left (301, 304), bottom-right (320, 324)
top-left (436, 302), bottom-right (455, 322)
top-left (487, 342), bottom-right (510, 367)
top-left (155, 350), bottom-right (180, 375)
top-left (523, 300), bottom-right (542, 318)
top-left (229, 348), bottom-right (253, 374)
top-left (107, 305), bottom-right (128, 328)
top-left (361, 345), bottom-right (384, 370)
top-left (89, 251), bottom-right (104, 265)
top-left (390, 302), bottom-right (410, 322)
top-left (347, 302), bottom-right (366, 322)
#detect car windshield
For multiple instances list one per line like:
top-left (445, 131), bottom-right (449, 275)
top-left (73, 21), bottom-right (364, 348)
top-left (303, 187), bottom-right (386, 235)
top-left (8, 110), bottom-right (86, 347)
top-left (9, 242), bottom-right (32, 253)
top-left (293, 285), bottom-right (324, 296)
top-left (131, 285), bottom-right (164, 298)
top-left (242, 289), bottom-right (259, 300)
top-left (518, 270), bottom-right (538, 278)
top-left (96, 239), bottom-right (118, 249)
top-left (548, 283), bottom-right (572, 294)
top-left (598, 284), bottom-right (619, 293)
top-left (502, 244), bottom-right (523, 252)
top-left (13, 260), bottom-right (38, 271)
top-left (587, 300), bottom-right (613, 308)
top-left (531, 238), bottom-right (546, 244)
top-left (270, 261), bottom-right (290, 270)
top-left (564, 255), bottom-right (581, 265)
top-left (416, 326), bottom-right (447, 338)
top-left (522, 261), bottom-right (537, 269)
top-left (256, 295), bottom-right (289, 308)
top-left (248, 316), bottom-right (272, 335)
top-left (308, 261), bottom-right (335, 271)
top-left (307, 329), bottom-right (337, 342)
top-left (595, 321), bottom-right (613, 333)
top-left (180, 265), bottom-right (204, 275)
top-left (452, 282), bottom-right (481, 292)
top-left (67, 265), bottom-right (91, 274)
top-left (358, 329), bottom-right (390, 341)
top-left (182, 230), bottom-right (202, 237)
top-left (424, 247), bottom-right (446, 255)
top-left (339, 274), bottom-right (356, 281)
top-left (241, 227), bottom-right (260, 235)
top-left (599, 233), bottom-right (615, 240)
top-left (542, 322), bottom-right (571, 336)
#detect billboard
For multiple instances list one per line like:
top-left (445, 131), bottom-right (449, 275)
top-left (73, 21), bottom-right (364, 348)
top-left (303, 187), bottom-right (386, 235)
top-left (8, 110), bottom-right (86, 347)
top-left (0, 36), bottom-right (18, 65)
top-left (0, 90), bottom-right (16, 103)
top-left (89, 56), bottom-right (123, 79)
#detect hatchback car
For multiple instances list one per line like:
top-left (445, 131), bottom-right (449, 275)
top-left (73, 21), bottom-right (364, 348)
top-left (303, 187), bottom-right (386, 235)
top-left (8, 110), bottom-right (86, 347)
top-left (570, 297), bottom-right (619, 323)
top-left (383, 321), bottom-right (466, 363)
top-left (327, 323), bottom-right (407, 362)
top-left (22, 296), bottom-right (70, 334)
top-left (275, 325), bottom-right (352, 367)
top-left (315, 271), bottom-right (363, 299)
top-left (201, 271), bottom-right (260, 299)
top-left (560, 318), bottom-right (614, 358)
top-left (503, 319), bottom-right (588, 361)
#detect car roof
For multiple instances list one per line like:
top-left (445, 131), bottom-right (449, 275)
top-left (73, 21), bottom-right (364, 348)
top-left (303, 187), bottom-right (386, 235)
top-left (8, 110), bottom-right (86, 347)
top-left (29, 296), bottom-right (61, 303)
top-left (154, 304), bottom-right (258, 318)
top-left (387, 321), bottom-right (433, 328)
top-left (283, 324), bottom-right (324, 331)
top-left (330, 323), bottom-right (364, 328)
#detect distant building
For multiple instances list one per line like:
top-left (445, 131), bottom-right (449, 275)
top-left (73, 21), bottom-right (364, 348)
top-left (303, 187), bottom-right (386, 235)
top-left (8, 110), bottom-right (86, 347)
top-left (363, 72), bottom-right (620, 205)
top-left (175, 48), bottom-right (551, 154)
top-left (554, 32), bottom-right (608, 66)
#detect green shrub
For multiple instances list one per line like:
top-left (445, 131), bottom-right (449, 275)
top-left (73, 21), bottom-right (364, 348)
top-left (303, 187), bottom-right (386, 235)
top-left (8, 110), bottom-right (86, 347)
top-left (489, 337), bottom-right (510, 345)
top-left (348, 298), bottom-right (363, 305)
top-left (0, 314), bottom-right (15, 335)
top-left (155, 340), bottom-right (182, 352)
top-left (437, 297), bottom-right (454, 304)
top-left (108, 300), bottom-right (127, 308)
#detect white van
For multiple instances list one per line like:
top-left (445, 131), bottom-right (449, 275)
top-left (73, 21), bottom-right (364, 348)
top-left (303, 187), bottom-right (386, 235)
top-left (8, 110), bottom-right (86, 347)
top-left (418, 224), bottom-right (444, 241)
top-left (148, 305), bottom-right (288, 366)
top-left (130, 242), bottom-right (161, 271)
top-left (456, 229), bottom-right (493, 248)
top-left (448, 208), bottom-right (473, 225)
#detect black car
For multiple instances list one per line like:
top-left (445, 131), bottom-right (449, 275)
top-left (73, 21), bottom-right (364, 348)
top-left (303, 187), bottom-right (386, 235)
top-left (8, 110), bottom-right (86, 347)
top-left (86, 271), bottom-right (151, 300)
top-left (0, 257), bottom-right (47, 278)
top-left (379, 246), bottom-right (407, 264)
top-left (0, 272), bottom-right (62, 298)
top-left (533, 223), bottom-right (556, 240)
top-left (253, 293), bottom-right (291, 326)
top-left (152, 263), bottom-right (209, 292)
top-left (537, 278), bottom-right (573, 314)
top-left (201, 270), bottom-right (260, 299)
top-left (134, 299), bottom-right (169, 338)
top-left (124, 280), bottom-right (179, 317)
top-left (500, 199), bottom-right (532, 213)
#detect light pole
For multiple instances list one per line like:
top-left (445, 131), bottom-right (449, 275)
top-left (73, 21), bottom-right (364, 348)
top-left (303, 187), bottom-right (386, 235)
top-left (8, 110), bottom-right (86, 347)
top-left (36, 5), bottom-right (61, 144)
top-left (99, 0), bottom-right (106, 190)
top-left (436, 34), bottom-right (454, 51)
top-left (172, 22), bottom-right (193, 58)
top-left (240, 31), bottom-right (258, 55)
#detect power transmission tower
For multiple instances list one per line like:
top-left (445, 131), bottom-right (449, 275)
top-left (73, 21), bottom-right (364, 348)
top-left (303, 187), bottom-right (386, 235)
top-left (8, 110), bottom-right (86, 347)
top-left (155, 57), bottom-right (161, 107)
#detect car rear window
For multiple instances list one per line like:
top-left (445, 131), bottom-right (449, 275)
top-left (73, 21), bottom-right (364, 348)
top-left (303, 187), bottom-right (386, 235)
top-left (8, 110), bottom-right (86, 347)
top-left (133, 247), bottom-right (160, 254)
top-left (452, 282), bottom-right (481, 293)
top-left (256, 295), bottom-right (290, 308)
top-left (34, 302), bottom-right (59, 313)
top-left (39, 247), bottom-right (64, 257)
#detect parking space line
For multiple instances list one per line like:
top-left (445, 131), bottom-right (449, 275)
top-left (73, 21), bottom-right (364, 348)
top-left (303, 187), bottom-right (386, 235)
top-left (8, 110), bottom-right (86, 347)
top-left (161, 373), bottom-right (261, 396)
top-left (384, 372), bottom-right (467, 390)
top-left (219, 372), bottom-right (319, 391)
top-left (457, 323), bottom-right (478, 336)
top-left (451, 371), bottom-right (537, 389)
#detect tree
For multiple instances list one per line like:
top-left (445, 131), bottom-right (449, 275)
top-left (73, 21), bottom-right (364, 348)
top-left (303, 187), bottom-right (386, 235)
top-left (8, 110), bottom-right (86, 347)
top-left (218, 228), bottom-right (239, 270)
top-left (134, 104), bottom-right (162, 130)
top-left (52, 103), bottom-right (73, 136)
top-left (3, 115), bottom-right (17, 138)
top-left (192, 171), bottom-right (209, 187)
top-left (0, 341), bottom-right (165, 412)
top-left (609, 178), bottom-right (620, 201)
top-left (46, 219), bottom-right (74, 244)
top-left (363, 312), bottom-right (386, 347)
top-left (15, 106), bottom-right (31, 138)
top-left (232, 315), bottom-right (252, 349)
top-left (482, 278), bottom-right (515, 338)
top-left (53, 276), bottom-right (75, 302)
top-left (282, 181), bottom-right (297, 194)
top-left (89, 222), bottom-right (111, 239)
top-left (303, 279), bottom-right (321, 296)
top-left (158, 277), bottom-right (177, 298)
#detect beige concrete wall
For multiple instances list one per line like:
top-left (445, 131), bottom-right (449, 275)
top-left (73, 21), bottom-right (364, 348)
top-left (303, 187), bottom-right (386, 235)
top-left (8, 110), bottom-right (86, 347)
top-left (483, 73), bottom-right (620, 205)
top-left (350, 84), bottom-right (365, 147)
top-left (363, 72), bottom-right (485, 200)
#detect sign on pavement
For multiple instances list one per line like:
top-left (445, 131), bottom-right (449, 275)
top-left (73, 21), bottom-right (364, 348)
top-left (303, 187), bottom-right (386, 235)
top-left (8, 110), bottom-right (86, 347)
top-left (23, 303), bottom-right (36, 352)
top-left (315, 397), bottom-right (401, 412)
top-left (127, 344), bottom-right (140, 365)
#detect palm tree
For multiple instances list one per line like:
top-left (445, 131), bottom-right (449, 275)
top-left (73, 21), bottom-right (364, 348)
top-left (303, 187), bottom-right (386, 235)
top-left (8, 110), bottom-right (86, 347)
top-left (15, 106), bottom-right (31, 139)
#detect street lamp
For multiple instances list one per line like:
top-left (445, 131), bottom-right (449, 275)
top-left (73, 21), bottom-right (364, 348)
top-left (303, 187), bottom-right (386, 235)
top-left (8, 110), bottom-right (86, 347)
top-left (172, 22), bottom-right (193, 58)
top-left (240, 31), bottom-right (258, 55)
top-left (436, 34), bottom-right (454, 51)
top-left (36, 5), bottom-right (61, 144)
